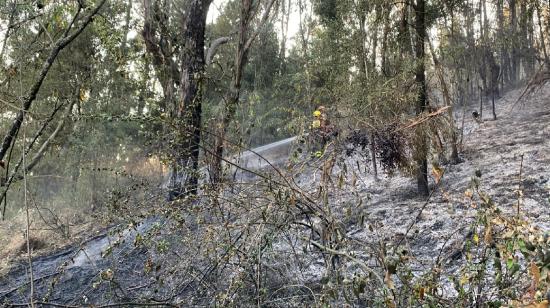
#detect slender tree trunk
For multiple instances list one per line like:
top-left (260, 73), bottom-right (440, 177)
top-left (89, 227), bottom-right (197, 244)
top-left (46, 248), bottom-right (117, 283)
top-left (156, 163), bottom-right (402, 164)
top-left (496, 0), bottom-right (508, 86)
top-left (356, 2), bottom-right (378, 180)
top-left (491, 85), bottom-right (497, 121)
top-left (415, 0), bottom-right (429, 196)
top-left (211, 0), bottom-right (277, 184)
top-left (479, 0), bottom-right (488, 100)
top-left (298, 0), bottom-right (313, 108)
top-left (535, 2), bottom-right (549, 66)
top-left (428, 39), bottom-right (460, 163)
top-left (399, 0), bottom-right (412, 57)
top-left (120, 0), bottom-right (132, 58)
top-left (380, 3), bottom-right (390, 75)
top-left (479, 85), bottom-right (483, 119)
top-left (525, 4), bottom-right (536, 76)
top-left (279, 0), bottom-right (290, 74)
top-left (370, 6), bottom-right (379, 74)
top-left (510, 0), bottom-right (519, 82)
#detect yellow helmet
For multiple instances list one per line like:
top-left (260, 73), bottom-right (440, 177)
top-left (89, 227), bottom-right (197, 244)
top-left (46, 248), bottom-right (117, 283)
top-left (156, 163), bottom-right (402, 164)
top-left (313, 110), bottom-right (321, 117)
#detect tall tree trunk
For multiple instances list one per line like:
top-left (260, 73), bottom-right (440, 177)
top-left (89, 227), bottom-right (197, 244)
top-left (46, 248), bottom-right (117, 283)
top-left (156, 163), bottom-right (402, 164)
top-left (380, 3), bottom-right (391, 75)
top-left (496, 0), bottom-right (508, 86)
top-left (428, 39), bottom-right (460, 164)
top-left (356, 1), bottom-right (378, 180)
top-left (415, 0), bottom-right (429, 196)
top-left (279, 0), bottom-right (290, 74)
top-left (399, 0), bottom-right (412, 57)
top-left (510, 0), bottom-right (519, 82)
top-left (535, 2), bottom-right (549, 66)
top-left (524, 4), bottom-right (536, 76)
top-left (143, 0), bottom-right (212, 200)
top-left (210, 0), bottom-right (277, 184)
top-left (171, 0), bottom-right (211, 199)
top-left (370, 5), bottom-right (379, 74)
top-left (479, 0), bottom-right (488, 102)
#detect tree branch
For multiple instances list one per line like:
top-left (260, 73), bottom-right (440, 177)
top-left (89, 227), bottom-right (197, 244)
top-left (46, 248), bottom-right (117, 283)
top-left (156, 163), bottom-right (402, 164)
top-left (0, 0), bottom-right (107, 161)
top-left (206, 36), bottom-right (231, 65)
top-left (0, 100), bottom-right (75, 217)
top-left (243, 0), bottom-right (278, 52)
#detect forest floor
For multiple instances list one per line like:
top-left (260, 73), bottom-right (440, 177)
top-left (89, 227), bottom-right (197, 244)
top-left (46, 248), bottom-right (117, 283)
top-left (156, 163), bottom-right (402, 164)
top-left (0, 82), bottom-right (549, 305)
top-left (274, 82), bottom-right (550, 297)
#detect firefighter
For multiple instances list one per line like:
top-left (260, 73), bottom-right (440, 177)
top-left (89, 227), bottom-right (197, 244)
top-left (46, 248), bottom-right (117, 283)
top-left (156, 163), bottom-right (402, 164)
top-left (311, 106), bottom-right (336, 155)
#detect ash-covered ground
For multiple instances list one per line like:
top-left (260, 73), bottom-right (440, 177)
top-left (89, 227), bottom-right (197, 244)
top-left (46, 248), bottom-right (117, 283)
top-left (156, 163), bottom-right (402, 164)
top-left (1, 84), bottom-right (549, 306)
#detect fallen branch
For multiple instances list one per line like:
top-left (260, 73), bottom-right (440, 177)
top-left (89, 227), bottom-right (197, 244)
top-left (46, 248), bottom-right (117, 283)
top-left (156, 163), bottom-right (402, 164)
top-left (510, 64), bottom-right (550, 111)
top-left (395, 106), bottom-right (451, 133)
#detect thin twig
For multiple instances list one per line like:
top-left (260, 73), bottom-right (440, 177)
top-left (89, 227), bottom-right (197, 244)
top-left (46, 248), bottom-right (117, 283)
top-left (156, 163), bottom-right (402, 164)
top-left (304, 237), bottom-right (386, 289)
top-left (22, 114), bottom-right (35, 307)
top-left (517, 154), bottom-right (524, 217)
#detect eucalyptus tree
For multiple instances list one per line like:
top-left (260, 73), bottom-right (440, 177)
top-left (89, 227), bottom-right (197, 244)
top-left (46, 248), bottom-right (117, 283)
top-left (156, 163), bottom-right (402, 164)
top-left (414, 0), bottom-right (429, 196)
top-left (209, 0), bottom-right (278, 184)
top-left (142, 0), bottom-right (212, 200)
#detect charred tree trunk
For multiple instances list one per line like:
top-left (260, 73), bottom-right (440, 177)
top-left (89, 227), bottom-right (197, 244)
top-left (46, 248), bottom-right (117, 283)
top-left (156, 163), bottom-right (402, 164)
top-left (415, 0), bottom-right (429, 196)
top-left (370, 5), bottom-right (379, 75)
top-left (171, 0), bottom-right (211, 199)
top-left (143, 0), bottom-right (212, 200)
top-left (355, 1), bottom-right (378, 180)
top-left (399, 0), bottom-right (412, 57)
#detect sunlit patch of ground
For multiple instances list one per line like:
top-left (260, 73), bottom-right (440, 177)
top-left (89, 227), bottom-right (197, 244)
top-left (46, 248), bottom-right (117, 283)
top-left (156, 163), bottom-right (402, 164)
top-left (0, 207), bottom-right (96, 274)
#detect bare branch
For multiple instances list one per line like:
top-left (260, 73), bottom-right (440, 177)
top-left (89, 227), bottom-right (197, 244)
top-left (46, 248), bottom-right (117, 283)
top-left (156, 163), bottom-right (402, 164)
top-left (0, 0), bottom-right (107, 162)
top-left (206, 36), bottom-right (231, 66)
top-left (243, 0), bottom-right (277, 52)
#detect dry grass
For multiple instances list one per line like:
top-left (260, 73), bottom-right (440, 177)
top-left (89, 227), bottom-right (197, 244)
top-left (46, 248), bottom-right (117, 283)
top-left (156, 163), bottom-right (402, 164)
top-left (0, 207), bottom-right (100, 274)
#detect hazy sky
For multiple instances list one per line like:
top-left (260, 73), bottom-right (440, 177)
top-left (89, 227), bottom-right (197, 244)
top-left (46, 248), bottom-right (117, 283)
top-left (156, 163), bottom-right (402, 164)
top-left (208, 0), bottom-right (302, 48)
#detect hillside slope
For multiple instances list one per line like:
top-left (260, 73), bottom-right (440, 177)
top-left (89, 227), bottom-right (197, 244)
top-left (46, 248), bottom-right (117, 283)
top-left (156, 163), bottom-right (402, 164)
top-left (0, 84), bottom-right (549, 306)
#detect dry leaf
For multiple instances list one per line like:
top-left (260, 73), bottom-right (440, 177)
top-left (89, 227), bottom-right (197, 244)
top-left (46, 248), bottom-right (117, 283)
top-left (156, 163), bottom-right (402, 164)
top-left (484, 224), bottom-right (493, 244)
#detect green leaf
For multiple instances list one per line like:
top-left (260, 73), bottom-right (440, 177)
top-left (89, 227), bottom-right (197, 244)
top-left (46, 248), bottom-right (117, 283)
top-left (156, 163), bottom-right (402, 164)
top-left (518, 240), bottom-right (529, 254)
top-left (506, 258), bottom-right (514, 270)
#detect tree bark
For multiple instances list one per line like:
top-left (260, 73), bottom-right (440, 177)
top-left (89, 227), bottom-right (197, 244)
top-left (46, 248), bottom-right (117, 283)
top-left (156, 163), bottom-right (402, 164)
top-left (414, 0), bottom-right (429, 196)
top-left (496, 0), bottom-right (508, 86)
top-left (210, 0), bottom-right (277, 185)
top-left (171, 0), bottom-right (212, 199)
top-left (142, 0), bottom-right (212, 200)
top-left (535, 2), bottom-right (549, 66)
top-left (380, 3), bottom-right (391, 75)
top-left (510, 0), bottom-right (519, 82)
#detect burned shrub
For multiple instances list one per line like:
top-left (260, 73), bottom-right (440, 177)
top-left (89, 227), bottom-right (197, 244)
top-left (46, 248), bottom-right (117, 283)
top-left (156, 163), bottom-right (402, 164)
top-left (345, 129), bottom-right (370, 156)
top-left (343, 125), bottom-right (408, 173)
top-left (374, 125), bottom-right (407, 172)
